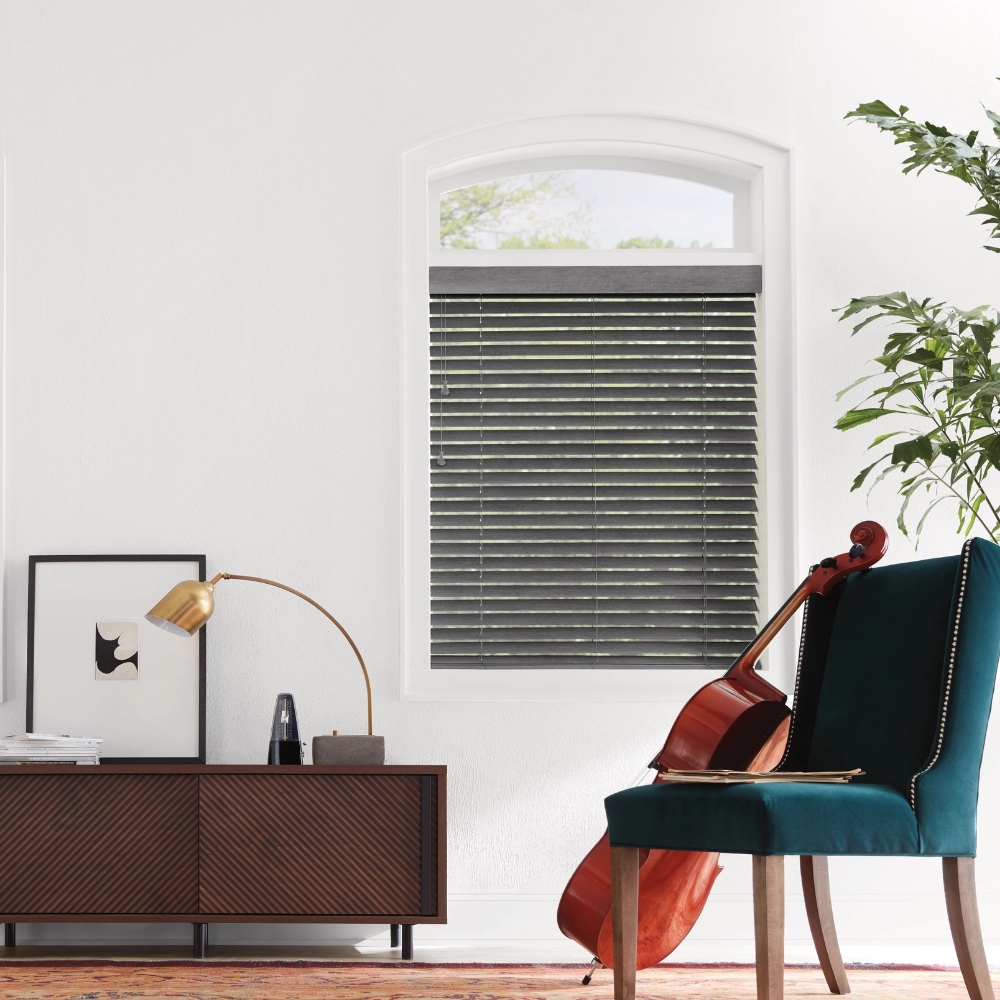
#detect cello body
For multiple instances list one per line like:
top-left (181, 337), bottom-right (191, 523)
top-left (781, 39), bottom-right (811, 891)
top-left (557, 521), bottom-right (888, 971)
top-left (557, 668), bottom-right (791, 969)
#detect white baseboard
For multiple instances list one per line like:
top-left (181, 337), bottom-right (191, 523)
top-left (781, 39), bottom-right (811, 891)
top-left (8, 890), bottom-right (997, 966)
top-left (413, 891), bottom-right (992, 966)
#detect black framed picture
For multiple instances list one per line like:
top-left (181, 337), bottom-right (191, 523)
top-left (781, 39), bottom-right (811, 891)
top-left (27, 555), bottom-right (207, 763)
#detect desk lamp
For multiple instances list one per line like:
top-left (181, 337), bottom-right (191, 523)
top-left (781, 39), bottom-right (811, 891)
top-left (145, 573), bottom-right (384, 765)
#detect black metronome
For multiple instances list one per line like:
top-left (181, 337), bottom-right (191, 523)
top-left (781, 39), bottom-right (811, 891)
top-left (268, 693), bottom-right (304, 765)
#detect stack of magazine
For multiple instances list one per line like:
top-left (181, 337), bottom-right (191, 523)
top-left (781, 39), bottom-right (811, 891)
top-left (0, 733), bottom-right (102, 765)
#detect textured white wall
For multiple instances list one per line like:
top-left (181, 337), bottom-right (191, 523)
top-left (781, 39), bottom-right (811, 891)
top-left (2, 0), bottom-right (1000, 963)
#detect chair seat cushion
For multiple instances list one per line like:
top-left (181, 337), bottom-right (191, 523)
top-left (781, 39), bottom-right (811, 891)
top-left (605, 781), bottom-right (920, 856)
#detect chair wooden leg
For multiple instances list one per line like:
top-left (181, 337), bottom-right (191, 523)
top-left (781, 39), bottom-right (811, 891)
top-left (943, 857), bottom-right (996, 1000)
top-left (610, 846), bottom-right (639, 1000)
top-left (800, 856), bottom-right (850, 994)
top-left (753, 855), bottom-right (785, 1000)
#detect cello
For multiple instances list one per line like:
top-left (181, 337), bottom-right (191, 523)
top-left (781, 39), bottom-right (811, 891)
top-left (557, 521), bottom-right (889, 980)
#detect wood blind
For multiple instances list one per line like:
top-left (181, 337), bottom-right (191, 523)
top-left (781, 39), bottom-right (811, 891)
top-left (429, 292), bottom-right (759, 669)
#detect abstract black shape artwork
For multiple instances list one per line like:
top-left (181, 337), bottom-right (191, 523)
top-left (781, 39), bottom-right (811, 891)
top-left (95, 622), bottom-right (139, 680)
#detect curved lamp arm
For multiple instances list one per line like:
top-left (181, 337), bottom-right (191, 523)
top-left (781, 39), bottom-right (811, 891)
top-left (208, 573), bottom-right (371, 735)
top-left (207, 573), bottom-right (373, 736)
top-left (147, 572), bottom-right (374, 736)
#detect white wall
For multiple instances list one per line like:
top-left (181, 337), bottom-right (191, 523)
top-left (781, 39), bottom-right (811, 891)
top-left (2, 0), bottom-right (1000, 963)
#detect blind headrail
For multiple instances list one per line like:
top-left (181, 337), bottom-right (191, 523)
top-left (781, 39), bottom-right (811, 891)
top-left (429, 265), bottom-right (763, 296)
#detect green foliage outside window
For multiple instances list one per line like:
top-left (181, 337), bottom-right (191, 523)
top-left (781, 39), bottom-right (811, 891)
top-left (614, 236), bottom-right (714, 249)
top-left (439, 174), bottom-right (593, 249)
top-left (497, 234), bottom-right (591, 250)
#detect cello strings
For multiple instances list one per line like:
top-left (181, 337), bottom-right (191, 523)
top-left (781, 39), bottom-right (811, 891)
top-left (629, 762), bottom-right (655, 787)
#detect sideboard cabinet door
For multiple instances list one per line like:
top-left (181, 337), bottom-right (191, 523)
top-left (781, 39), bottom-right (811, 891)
top-left (199, 773), bottom-right (437, 917)
top-left (0, 774), bottom-right (199, 915)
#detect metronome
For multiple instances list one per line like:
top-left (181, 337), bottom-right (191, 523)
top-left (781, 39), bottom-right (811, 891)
top-left (268, 693), bottom-right (304, 765)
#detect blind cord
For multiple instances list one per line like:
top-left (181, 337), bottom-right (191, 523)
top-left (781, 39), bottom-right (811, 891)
top-left (441, 294), bottom-right (450, 398)
top-left (437, 296), bottom-right (447, 467)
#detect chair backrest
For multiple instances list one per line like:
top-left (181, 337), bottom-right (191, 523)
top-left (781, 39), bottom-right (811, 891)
top-left (781, 537), bottom-right (1000, 855)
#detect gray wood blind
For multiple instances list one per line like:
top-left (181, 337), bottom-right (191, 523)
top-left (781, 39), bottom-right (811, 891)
top-left (429, 292), bottom-right (759, 669)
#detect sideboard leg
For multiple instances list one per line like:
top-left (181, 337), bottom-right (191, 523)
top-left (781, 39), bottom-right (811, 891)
top-left (401, 924), bottom-right (413, 960)
top-left (390, 923), bottom-right (400, 948)
top-left (193, 923), bottom-right (207, 958)
top-left (3, 924), bottom-right (13, 948)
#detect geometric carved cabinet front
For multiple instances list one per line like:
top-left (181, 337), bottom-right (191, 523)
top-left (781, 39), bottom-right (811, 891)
top-left (0, 773), bottom-right (199, 914)
top-left (199, 773), bottom-right (437, 917)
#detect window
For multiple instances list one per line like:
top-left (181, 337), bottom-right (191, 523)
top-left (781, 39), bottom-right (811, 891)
top-left (401, 115), bottom-right (792, 700)
top-left (439, 170), bottom-right (734, 250)
top-left (429, 271), bottom-right (760, 669)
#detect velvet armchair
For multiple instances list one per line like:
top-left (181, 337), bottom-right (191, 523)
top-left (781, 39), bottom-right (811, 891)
top-left (605, 537), bottom-right (1000, 1000)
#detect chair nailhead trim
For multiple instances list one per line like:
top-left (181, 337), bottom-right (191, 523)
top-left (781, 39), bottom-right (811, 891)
top-left (908, 538), bottom-right (973, 810)
top-left (777, 595), bottom-right (811, 770)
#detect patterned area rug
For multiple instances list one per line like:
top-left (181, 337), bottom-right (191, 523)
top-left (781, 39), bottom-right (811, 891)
top-left (0, 961), bottom-right (987, 999)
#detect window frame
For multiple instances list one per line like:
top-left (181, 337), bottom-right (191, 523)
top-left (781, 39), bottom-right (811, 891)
top-left (400, 115), bottom-right (794, 704)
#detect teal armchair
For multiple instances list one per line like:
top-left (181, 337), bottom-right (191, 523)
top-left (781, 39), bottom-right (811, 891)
top-left (605, 538), bottom-right (1000, 1000)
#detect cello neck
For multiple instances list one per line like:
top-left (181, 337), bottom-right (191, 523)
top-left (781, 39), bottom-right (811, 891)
top-left (725, 579), bottom-right (810, 686)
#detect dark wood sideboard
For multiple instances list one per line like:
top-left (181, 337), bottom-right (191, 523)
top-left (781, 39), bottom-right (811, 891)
top-left (0, 764), bottom-right (445, 958)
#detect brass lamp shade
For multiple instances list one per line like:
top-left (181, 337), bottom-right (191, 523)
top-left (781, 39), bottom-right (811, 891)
top-left (145, 579), bottom-right (216, 636)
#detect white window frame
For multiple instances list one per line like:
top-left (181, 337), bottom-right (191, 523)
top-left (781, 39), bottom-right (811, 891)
top-left (400, 114), bottom-right (794, 703)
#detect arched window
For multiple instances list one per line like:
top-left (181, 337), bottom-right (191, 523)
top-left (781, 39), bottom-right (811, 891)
top-left (402, 116), bottom-right (792, 703)
top-left (437, 169), bottom-right (736, 251)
